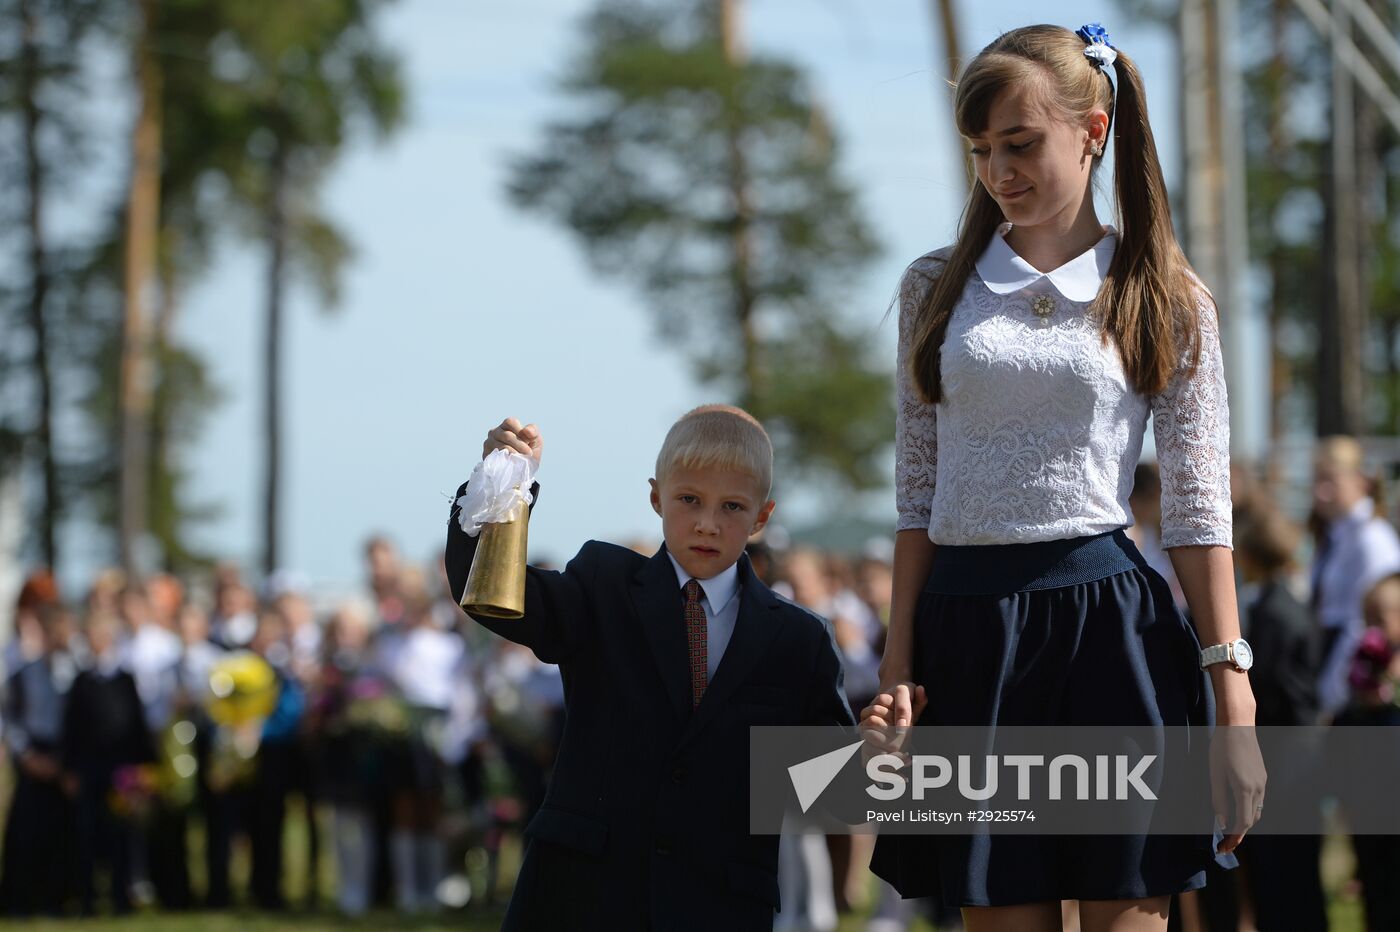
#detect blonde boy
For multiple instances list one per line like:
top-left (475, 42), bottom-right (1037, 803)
top-left (445, 404), bottom-right (853, 932)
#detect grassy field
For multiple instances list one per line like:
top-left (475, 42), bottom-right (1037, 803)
top-left (0, 767), bottom-right (1369, 931)
top-left (2, 912), bottom-right (507, 931)
top-left (0, 875), bottom-right (1367, 932)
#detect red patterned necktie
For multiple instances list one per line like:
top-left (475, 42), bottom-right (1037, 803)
top-left (683, 578), bottom-right (708, 707)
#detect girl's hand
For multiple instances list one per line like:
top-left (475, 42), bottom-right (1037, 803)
top-left (1209, 724), bottom-right (1267, 855)
top-left (483, 417), bottom-right (543, 465)
top-left (859, 682), bottom-right (928, 765)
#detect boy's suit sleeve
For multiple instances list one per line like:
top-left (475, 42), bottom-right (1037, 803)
top-left (806, 616), bottom-right (857, 727)
top-left (445, 479), bottom-right (596, 664)
top-left (802, 615), bottom-right (868, 827)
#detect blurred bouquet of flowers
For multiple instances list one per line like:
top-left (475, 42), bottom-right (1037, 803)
top-left (1348, 626), bottom-right (1400, 706)
top-left (204, 652), bottom-right (280, 791)
top-left (340, 674), bottom-right (413, 742)
top-left (108, 763), bottom-right (161, 819)
top-left (208, 651), bottom-right (279, 725)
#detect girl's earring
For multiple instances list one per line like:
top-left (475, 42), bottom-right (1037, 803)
top-left (1090, 142), bottom-right (1103, 156)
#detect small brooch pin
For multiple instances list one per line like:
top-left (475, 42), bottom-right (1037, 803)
top-left (1031, 294), bottom-right (1057, 325)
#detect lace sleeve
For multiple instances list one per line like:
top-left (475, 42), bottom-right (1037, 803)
top-left (895, 255), bottom-right (944, 533)
top-left (1151, 286), bottom-right (1233, 549)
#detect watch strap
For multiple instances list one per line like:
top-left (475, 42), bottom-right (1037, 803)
top-left (1199, 643), bottom-right (1232, 669)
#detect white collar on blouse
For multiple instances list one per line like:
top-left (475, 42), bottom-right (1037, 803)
top-left (666, 551), bottom-right (741, 614)
top-left (975, 222), bottom-right (1118, 302)
top-left (1332, 496), bottom-right (1378, 533)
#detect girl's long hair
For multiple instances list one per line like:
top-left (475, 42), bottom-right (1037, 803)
top-left (908, 24), bottom-right (1209, 403)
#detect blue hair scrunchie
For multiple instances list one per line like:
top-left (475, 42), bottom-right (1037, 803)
top-left (1076, 22), bottom-right (1118, 70)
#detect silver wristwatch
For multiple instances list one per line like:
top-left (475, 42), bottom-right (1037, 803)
top-left (1199, 638), bottom-right (1254, 672)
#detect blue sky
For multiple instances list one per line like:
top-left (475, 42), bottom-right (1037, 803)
top-left (154, 1), bottom-right (1197, 589)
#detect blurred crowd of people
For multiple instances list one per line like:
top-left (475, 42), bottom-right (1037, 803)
top-left (3, 437), bottom-right (1400, 928)
top-left (0, 536), bottom-right (565, 919)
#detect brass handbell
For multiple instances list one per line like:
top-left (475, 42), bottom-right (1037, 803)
top-left (460, 496), bottom-right (530, 619)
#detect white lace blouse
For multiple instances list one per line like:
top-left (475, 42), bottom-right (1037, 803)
top-left (895, 224), bottom-right (1232, 549)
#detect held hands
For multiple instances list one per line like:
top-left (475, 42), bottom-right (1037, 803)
top-left (856, 674), bottom-right (1266, 854)
top-left (859, 682), bottom-right (928, 766)
top-left (483, 417), bottom-right (542, 466)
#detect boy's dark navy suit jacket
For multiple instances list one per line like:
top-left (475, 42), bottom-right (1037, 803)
top-left (446, 481), bottom-right (854, 931)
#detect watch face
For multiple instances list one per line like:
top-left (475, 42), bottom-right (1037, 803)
top-left (1232, 639), bottom-right (1254, 671)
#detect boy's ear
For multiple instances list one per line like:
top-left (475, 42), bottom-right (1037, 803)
top-left (751, 498), bottom-right (777, 535)
top-left (648, 478), bottom-right (662, 517)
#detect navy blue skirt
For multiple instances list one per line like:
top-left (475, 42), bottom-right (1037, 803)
top-left (869, 529), bottom-right (1237, 907)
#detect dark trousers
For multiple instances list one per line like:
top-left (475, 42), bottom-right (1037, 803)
top-left (193, 723), bottom-right (235, 908)
top-left (199, 782), bottom-right (236, 908)
top-left (1245, 834), bottom-right (1327, 932)
top-left (1190, 857), bottom-right (1240, 932)
top-left (0, 760), bottom-right (73, 915)
top-left (1353, 834), bottom-right (1400, 931)
top-left (74, 776), bottom-right (134, 915)
top-left (147, 801), bottom-right (192, 910)
top-left (1168, 835), bottom-right (1327, 932)
top-left (250, 741), bottom-right (293, 910)
top-left (289, 738), bottom-right (321, 906)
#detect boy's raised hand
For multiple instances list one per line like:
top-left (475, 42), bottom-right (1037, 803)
top-left (484, 417), bottom-right (543, 465)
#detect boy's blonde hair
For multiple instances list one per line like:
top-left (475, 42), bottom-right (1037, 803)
top-left (655, 404), bottom-right (773, 499)
top-left (1315, 435), bottom-right (1365, 474)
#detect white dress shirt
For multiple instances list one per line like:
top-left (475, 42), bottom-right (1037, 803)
top-left (388, 626), bottom-right (466, 711)
top-left (895, 223), bottom-right (1232, 549)
top-left (179, 640), bottom-right (226, 695)
top-left (667, 552), bottom-right (742, 681)
top-left (123, 622), bottom-right (183, 730)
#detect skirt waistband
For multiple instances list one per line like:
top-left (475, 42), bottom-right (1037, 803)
top-left (925, 529), bottom-right (1149, 596)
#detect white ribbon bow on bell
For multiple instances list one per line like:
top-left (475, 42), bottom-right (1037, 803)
top-left (455, 448), bottom-right (538, 538)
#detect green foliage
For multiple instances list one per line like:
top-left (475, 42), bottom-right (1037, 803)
top-left (1129, 0), bottom-right (1400, 437)
top-left (0, 0), bottom-right (114, 565)
top-left (1237, 0), bottom-right (1399, 434)
top-left (207, 0), bottom-right (406, 573)
top-left (752, 321), bottom-right (894, 491)
top-left (508, 0), bottom-right (888, 494)
top-left (157, 0), bottom-right (404, 310)
top-left (9, 0), bottom-right (406, 572)
top-left (146, 337), bottom-right (224, 572)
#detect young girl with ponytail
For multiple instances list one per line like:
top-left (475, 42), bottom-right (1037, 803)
top-left (862, 23), bottom-right (1266, 931)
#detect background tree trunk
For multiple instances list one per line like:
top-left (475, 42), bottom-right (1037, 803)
top-left (929, 0), bottom-right (969, 194)
top-left (718, 0), bottom-right (761, 410)
top-left (118, 0), bottom-right (163, 575)
top-left (1265, 0), bottom-right (1291, 487)
top-left (1318, 0), bottom-right (1365, 436)
top-left (262, 143), bottom-right (288, 577)
top-left (19, 0), bottom-right (58, 568)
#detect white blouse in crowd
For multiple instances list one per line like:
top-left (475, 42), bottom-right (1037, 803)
top-left (895, 224), bottom-right (1232, 549)
top-left (1312, 496), bottom-right (1400, 715)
